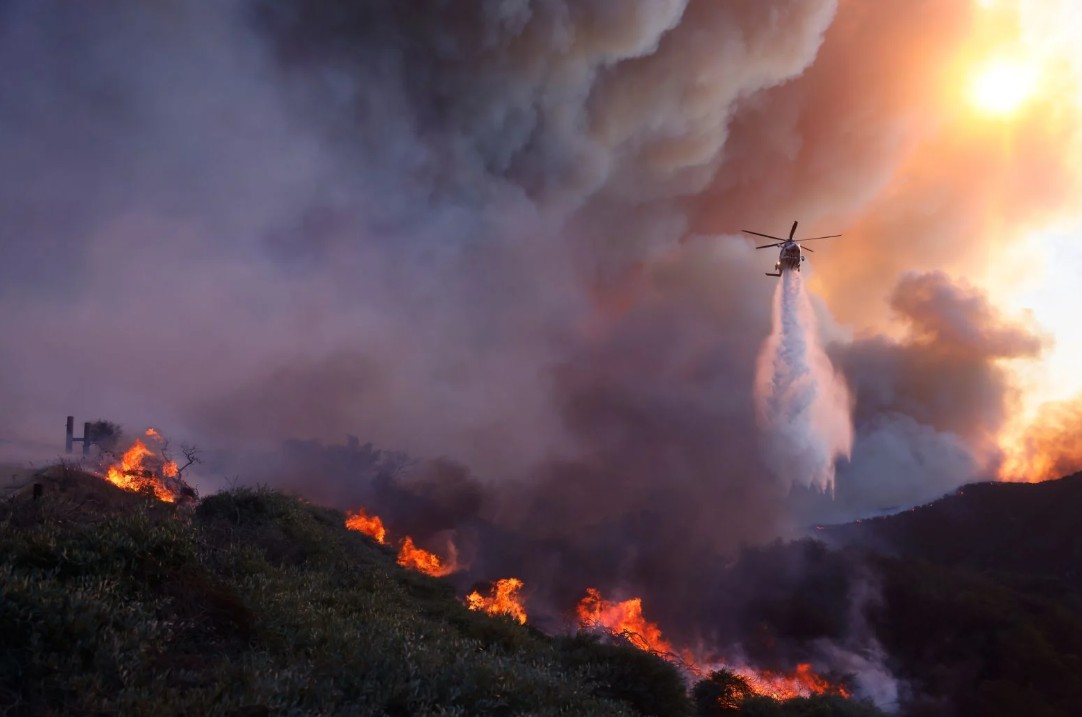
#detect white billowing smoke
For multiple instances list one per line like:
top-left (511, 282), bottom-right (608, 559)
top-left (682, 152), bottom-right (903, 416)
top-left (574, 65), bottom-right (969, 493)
top-left (755, 271), bottom-right (853, 492)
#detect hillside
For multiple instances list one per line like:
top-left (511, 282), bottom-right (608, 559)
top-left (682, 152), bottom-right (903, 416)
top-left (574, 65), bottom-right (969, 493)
top-left (0, 468), bottom-right (883, 717)
top-left (810, 473), bottom-right (1082, 715)
top-left (821, 472), bottom-right (1082, 599)
top-left (11, 464), bottom-right (1082, 715)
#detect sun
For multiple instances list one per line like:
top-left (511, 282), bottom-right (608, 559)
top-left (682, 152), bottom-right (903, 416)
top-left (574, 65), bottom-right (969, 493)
top-left (968, 57), bottom-right (1037, 116)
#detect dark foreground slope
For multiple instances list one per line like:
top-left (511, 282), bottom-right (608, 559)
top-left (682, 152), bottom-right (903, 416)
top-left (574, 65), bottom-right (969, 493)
top-left (6, 465), bottom-right (1082, 716)
top-left (0, 470), bottom-right (687, 717)
top-left (0, 469), bottom-right (885, 717)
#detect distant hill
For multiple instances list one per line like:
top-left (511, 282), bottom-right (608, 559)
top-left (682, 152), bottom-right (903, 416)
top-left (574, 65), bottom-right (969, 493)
top-left (821, 472), bottom-right (1082, 599)
top-left (801, 473), bottom-right (1082, 716)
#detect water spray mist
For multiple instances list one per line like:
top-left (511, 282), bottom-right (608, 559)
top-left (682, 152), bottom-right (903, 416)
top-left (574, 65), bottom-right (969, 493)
top-left (755, 271), bottom-right (853, 492)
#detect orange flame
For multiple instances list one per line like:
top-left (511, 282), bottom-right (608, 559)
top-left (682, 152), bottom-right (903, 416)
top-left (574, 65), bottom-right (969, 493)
top-left (576, 587), bottom-right (676, 656)
top-left (103, 438), bottom-right (177, 503)
top-left (345, 508), bottom-right (387, 544)
top-left (577, 588), bottom-right (848, 700)
top-left (465, 578), bottom-right (528, 624)
top-left (396, 536), bottom-right (458, 577)
top-left (733, 662), bottom-right (850, 700)
top-left (341, 509), bottom-right (458, 577)
top-left (144, 428), bottom-right (180, 477)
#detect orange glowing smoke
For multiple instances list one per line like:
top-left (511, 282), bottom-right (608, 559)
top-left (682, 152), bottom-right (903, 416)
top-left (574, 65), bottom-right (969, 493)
top-left (733, 662), bottom-right (850, 700)
top-left (102, 436), bottom-right (177, 503)
top-left (465, 578), bottom-right (528, 624)
top-left (998, 396), bottom-right (1082, 482)
top-left (396, 536), bottom-right (458, 577)
top-left (576, 587), bottom-right (676, 656)
top-left (345, 508), bottom-right (387, 544)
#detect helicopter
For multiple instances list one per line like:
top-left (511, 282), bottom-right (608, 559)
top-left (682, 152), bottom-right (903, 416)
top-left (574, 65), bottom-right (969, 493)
top-left (742, 220), bottom-right (841, 277)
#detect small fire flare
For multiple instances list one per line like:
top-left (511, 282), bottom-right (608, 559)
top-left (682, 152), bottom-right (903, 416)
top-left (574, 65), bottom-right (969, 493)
top-left (733, 662), bottom-right (851, 700)
top-left (397, 536), bottom-right (458, 577)
top-left (466, 578), bottom-right (528, 624)
top-left (345, 508), bottom-right (387, 544)
top-left (101, 429), bottom-right (181, 503)
top-left (342, 507), bottom-right (459, 577)
top-left (576, 587), bottom-right (675, 655)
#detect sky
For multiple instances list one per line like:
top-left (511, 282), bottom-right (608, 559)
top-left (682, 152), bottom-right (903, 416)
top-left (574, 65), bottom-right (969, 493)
top-left (2, 0), bottom-right (1082, 545)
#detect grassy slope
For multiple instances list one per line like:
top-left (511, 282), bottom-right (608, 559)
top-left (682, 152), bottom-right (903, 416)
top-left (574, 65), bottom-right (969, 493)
top-left (1, 471), bottom-right (694, 717)
top-left (0, 469), bottom-right (893, 717)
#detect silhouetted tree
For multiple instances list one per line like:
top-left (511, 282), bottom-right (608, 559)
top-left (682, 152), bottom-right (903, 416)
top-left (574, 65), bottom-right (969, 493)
top-left (693, 670), bottom-right (754, 715)
top-left (86, 420), bottom-right (123, 453)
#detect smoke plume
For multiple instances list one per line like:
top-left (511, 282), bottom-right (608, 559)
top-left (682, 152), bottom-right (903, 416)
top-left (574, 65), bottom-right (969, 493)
top-left (755, 271), bottom-right (853, 492)
top-left (1001, 393), bottom-right (1082, 481)
top-left (1, 2), bottom-right (1080, 702)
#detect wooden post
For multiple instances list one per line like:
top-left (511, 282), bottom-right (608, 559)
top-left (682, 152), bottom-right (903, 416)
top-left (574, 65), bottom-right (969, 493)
top-left (66, 416), bottom-right (93, 455)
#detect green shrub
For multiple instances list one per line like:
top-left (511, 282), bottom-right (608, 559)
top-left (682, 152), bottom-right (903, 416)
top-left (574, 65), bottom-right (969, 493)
top-left (1, 487), bottom-right (639, 716)
top-left (557, 632), bottom-right (693, 717)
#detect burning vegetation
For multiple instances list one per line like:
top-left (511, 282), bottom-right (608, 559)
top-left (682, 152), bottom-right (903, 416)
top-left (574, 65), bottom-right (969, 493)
top-left (98, 428), bottom-right (195, 504)
top-left (344, 506), bottom-right (459, 578)
top-left (577, 587), bottom-right (676, 657)
top-left (396, 536), bottom-right (458, 577)
top-left (577, 587), bottom-right (849, 704)
top-left (1, 485), bottom-right (710, 716)
top-left (340, 506), bottom-right (854, 705)
top-left (344, 508), bottom-right (386, 544)
top-left (44, 467), bottom-right (1081, 714)
top-left (342, 507), bottom-right (525, 620)
top-left (466, 578), bottom-right (528, 624)
top-left (734, 663), bottom-right (850, 701)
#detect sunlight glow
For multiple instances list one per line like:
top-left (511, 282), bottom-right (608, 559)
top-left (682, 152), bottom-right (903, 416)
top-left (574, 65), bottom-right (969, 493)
top-left (968, 57), bottom-right (1037, 115)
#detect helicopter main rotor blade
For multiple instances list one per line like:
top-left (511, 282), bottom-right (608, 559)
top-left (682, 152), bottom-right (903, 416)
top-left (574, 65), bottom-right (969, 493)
top-left (801, 246), bottom-right (815, 253)
top-left (743, 230), bottom-right (787, 241)
top-left (793, 234), bottom-right (842, 242)
top-left (756, 243), bottom-right (782, 249)
top-left (789, 220), bottom-right (798, 240)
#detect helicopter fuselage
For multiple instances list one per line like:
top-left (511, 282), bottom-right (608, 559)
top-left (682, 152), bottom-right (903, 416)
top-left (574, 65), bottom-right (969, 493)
top-left (743, 220), bottom-right (839, 278)
top-left (773, 241), bottom-right (805, 274)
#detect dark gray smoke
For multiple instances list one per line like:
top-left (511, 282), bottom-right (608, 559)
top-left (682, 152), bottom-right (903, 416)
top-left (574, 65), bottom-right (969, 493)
top-left (0, 0), bottom-right (838, 506)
